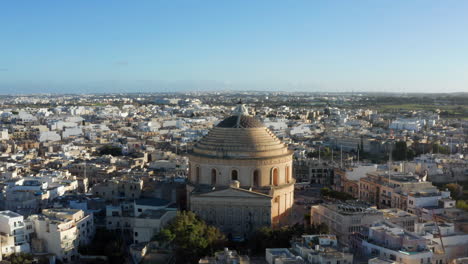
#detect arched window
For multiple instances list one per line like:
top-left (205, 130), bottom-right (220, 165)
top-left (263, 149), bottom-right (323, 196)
top-left (285, 166), bottom-right (290, 183)
top-left (272, 168), bottom-right (279, 186)
top-left (253, 170), bottom-right (259, 187)
top-left (196, 166), bottom-right (200, 184)
top-left (211, 169), bottom-right (217, 185)
top-left (231, 170), bottom-right (238, 181)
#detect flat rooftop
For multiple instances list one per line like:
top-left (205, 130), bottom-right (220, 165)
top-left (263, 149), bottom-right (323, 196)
top-left (266, 248), bottom-right (295, 258)
top-left (323, 201), bottom-right (381, 215)
top-left (0, 210), bottom-right (22, 218)
top-left (138, 209), bottom-right (172, 219)
top-left (135, 197), bottom-right (171, 207)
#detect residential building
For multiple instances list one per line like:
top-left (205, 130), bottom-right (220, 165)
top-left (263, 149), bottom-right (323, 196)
top-left (290, 234), bottom-right (353, 264)
top-left (0, 210), bottom-right (31, 257)
top-left (265, 248), bottom-right (304, 264)
top-left (28, 209), bottom-right (94, 262)
top-left (311, 201), bottom-right (384, 245)
top-left (380, 208), bottom-right (418, 232)
top-left (199, 248), bottom-right (250, 264)
top-left (351, 221), bottom-right (435, 264)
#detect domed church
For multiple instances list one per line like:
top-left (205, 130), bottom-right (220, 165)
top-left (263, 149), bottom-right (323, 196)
top-left (187, 102), bottom-right (295, 237)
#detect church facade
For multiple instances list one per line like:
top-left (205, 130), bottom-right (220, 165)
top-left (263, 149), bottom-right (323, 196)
top-left (187, 103), bottom-right (295, 237)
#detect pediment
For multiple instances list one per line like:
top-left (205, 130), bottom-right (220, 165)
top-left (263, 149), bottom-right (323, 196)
top-left (194, 187), bottom-right (271, 199)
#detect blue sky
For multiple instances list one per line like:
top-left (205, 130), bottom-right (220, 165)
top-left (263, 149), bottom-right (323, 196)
top-left (1, 1), bottom-right (467, 94)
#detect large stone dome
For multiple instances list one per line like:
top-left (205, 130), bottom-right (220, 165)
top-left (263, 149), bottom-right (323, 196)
top-left (188, 103), bottom-right (295, 233)
top-left (192, 104), bottom-right (291, 159)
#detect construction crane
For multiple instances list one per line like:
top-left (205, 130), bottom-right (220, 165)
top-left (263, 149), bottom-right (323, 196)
top-left (431, 209), bottom-right (446, 254)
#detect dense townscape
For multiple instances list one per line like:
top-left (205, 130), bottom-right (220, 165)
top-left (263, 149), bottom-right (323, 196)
top-left (0, 92), bottom-right (467, 264)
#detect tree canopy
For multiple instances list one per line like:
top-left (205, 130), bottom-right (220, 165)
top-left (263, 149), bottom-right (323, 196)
top-left (7, 253), bottom-right (33, 264)
top-left (392, 141), bottom-right (415, 161)
top-left (78, 229), bottom-right (126, 263)
top-left (98, 145), bottom-right (123, 156)
top-left (456, 200), bottom-right (468, 211)
top-left (444, 183), bottom-right (463, 200)
top-left (306, 147), bottom-right (332, 159)
top-left (432, 143), bottom-right (450, 155)
top-left (155, 211), bottom-right (226, 264)
top-left (320, 187), bottom-right (354, 201)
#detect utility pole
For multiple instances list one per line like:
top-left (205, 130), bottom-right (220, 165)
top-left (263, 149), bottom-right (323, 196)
top-left (318, 146), bottom-right (321, 163)
top-left (357, 147), bottom-right (360, 165)
top-left (388, 143), bottom-right (393, 182)
top-left (340, 145), bottom-right (343, 168)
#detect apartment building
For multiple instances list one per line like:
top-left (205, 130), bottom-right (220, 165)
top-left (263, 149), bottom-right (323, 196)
top-left (311, 201), bottom-right (384, 245)
top-left (199, 247), bottom-right (250, 264)
top-left (351, 221), bottom-right (436, 264)
top-left (106, 198), bottom-right (176, 244)
top-left (380, 208), bottom-right (418, 232)
top-left (293, 159), bottom-right (336, 185)
top-left (290, 234), bottom-right (353, 264)
top-left (28, 209), bottom-right (94, 262)
top-left (89, 177), bottom-right (143, 202)
top-left (0, 210), bottom-right (31, 257)
top-left (359, 172), bottom-right (449, 211)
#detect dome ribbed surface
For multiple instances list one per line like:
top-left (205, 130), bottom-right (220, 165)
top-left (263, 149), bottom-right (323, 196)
top-left (192, 115), bottom-right (291, 159)
top-left (216, 115), bottom-right (264, 128)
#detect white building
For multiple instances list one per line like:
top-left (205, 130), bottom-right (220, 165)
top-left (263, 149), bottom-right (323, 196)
top-left (291, 235), bottom-right (353, 264)
top-left (0, 129), bottom-right (9, 140)
top-left (28, 209), bottom-right (95, 262)
top-left (106, 198), bottom-right (176, 244)
top-left (407, 190), bottom-right (451, 215)
top-left (265, 248), bottom-right (303, 264)
top-left (0, 211), bottom-right (31, 257)
top-left (389, 119), bottom-right (424, 132)
top-left (38, 131), bottom-right (61, 142)
top-left (62, 127), bottom-right (83, 138)
top-left (353, 221), bottom-right (435, 264)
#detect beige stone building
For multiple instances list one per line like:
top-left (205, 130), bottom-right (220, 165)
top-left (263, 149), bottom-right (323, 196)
top-left (380, 208), bottom-right (418, 232)
top-left (311, 201), bottom-right (384, 245)
top-left (187, 103), bottom-right (295, 238)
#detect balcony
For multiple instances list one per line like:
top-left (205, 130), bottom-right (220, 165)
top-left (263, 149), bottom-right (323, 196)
top-left (13, 230), bottom-right (24, 236)
top-left (61, 239), bottom-right (76, 251)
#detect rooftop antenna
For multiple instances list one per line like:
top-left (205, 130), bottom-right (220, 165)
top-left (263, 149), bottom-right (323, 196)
top-left (357, 147), bottom-right (360, 165)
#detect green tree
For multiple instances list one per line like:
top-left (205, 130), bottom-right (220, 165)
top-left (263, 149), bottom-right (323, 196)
top-left (155, 211), bottom-right (226, 264)
top-left (392, 141), bottom-right (415, 161)
top-left (392, 141), bottom-right (407, 161)
top-left (7, 253), bottom-right (33, 264)
top-left (320, 187), bottom-right (354, 201)
top-left (445, 183), bottom-right (463, 199)
top-left (456, 200), bottom-right (468, 211)
top-left (432, 143), bottom-right (450, 155)
top-left (79, 229), bottom-right (126, 263)
top-left (99, 145), bottom-right (123, 156)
